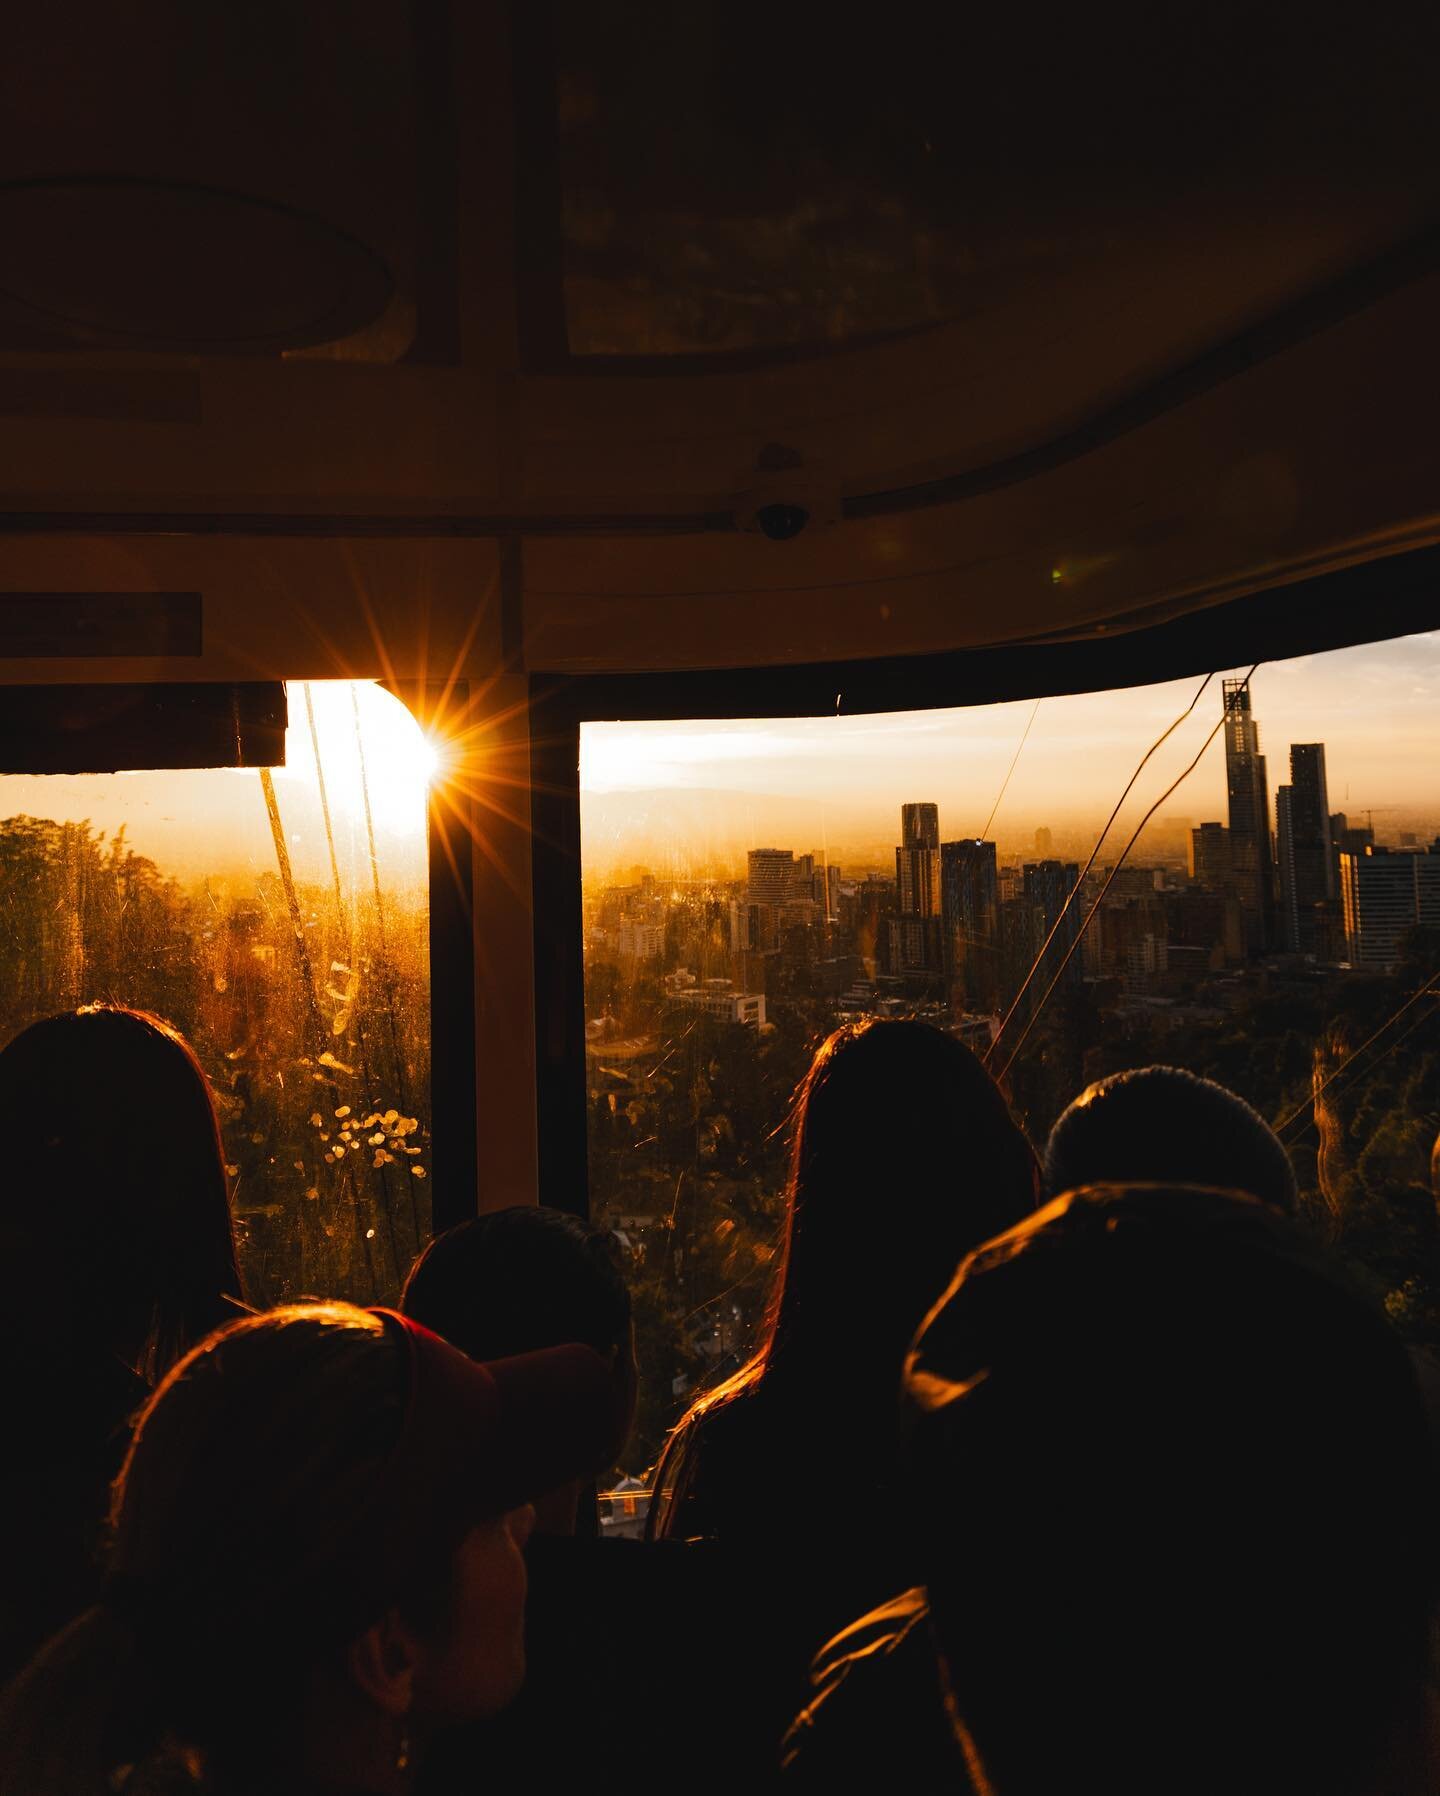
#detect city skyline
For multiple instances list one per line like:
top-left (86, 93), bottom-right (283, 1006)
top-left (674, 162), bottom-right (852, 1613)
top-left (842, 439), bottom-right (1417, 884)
top-left (582, 634), bottom-right (1440, 880)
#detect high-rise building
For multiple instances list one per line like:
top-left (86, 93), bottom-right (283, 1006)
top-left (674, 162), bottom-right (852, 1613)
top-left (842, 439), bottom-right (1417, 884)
top-left (1282, 744), bottom-right (1335, 955)
top-left (902, 803), bottom-right (940, 851)
top-left (744, 848), bottom-right (797, 954)
top-left (891, 802), bottom-right (943, 977)
top-left (1330, 812), bottom-right (1374, 859)
top-left (1087, 891), bottom-right (1170, 991)
top-left (940, 838), bottom-right (1001, 1008)
top-left (1189, 821), bottom-right (1231, 890)
top-left (1222, 679), bottom-right (1275, 953)
top-left (746, 848), bottom-right (795, 907)
top-left (1034, 826), bottom-right (1053, 857)
top-left (1340, 846), bottom-right (1440, 967)
top-left (896, 803), bottom-right (941, 921)
top-left (799, 853), bottom-right (842, 916)
top-left (615, 920), bottom-right (663, 961)
top-left (1024, 860), bottom-right (1079, 923)
top-left (1172, 887), bottom-right (1247, 964)
top-left (1021, 858), bottom-right (1082, 993)
top-left (1275, 785), bottom-right (1296, 948)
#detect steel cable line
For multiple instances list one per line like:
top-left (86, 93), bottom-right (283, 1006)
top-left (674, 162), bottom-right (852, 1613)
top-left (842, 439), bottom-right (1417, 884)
top-left (1276, 964), bottom-right (1440, 1141)
top-left (305, 682), bottom-right (391, 1294)
top-left (980, 697), bottom-right (1043, 843)
top-left (305, 683), bottom-right (347, 919)
top-left (986, 671), bottom-right (1215, 1066)
top-left (1293, 990), bottom-right (1440, 1142)
top-left (257, 767), bottom-right (326, 1050)
top-left (991, 666), bottom-right (1259, 1084)
top-left (351, 685), bottom-right (421, 1245)
top-left (259, 757), bottom-right (394, 1292)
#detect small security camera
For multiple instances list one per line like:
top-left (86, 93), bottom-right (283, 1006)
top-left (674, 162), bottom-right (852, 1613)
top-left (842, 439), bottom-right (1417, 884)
top-left (754, 502), bottom-right (811, 541)
top-left (735, 473), bottom-right (839, 540)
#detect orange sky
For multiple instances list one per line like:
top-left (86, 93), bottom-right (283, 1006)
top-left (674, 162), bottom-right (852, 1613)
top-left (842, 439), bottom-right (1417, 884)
top-left (0, 638), bottom-right (1434, 891)
top-left (581, 633), bottom-right (1440, 877)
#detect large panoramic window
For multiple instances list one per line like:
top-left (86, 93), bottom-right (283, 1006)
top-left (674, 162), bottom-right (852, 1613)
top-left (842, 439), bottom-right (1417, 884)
top-left (582, 633), bottom-right (1440, 1483)
top-left (0, 681), bottom-right (434, 1307)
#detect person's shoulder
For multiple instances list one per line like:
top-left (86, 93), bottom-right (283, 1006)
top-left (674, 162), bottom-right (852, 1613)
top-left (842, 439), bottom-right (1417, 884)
top-left (650, 1391), bottom-right (763, 1538)
top-left (782, 1588), bottom-right (967, 1785)
top-left (807, 1586), bottom-right (931, 1689)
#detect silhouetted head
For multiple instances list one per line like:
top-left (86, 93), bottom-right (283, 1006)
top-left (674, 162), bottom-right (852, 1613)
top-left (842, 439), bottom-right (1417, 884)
top-left (905, 1184), bottom-right (1434, 1796)
top-left (767, 1019), bottom-right (1038, 1393)
top-left (1044, 1064), bottom-right (1297, 1212)
top-left (0, 1304), bottom-right (619, 1792)
top-left (403, 1207), bottom-right (637, 1476)
top-left (0, 1005), bottom-right (242, 1372)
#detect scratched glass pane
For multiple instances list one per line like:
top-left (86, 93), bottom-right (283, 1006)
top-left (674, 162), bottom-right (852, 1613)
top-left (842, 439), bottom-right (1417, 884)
top-left (0, 681), bottom-right (431, 1306)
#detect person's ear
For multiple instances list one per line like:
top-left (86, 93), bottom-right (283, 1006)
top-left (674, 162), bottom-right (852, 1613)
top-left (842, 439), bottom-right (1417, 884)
top-left (348, 1609), bottom-right (420, 1718)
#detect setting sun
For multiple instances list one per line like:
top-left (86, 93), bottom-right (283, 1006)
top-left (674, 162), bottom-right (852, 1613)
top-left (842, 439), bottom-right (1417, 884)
top-left (282, 680), bottom-right (438, 839)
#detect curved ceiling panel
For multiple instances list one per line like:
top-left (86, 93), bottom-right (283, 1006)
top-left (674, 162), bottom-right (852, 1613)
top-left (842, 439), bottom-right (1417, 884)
top-left (517, 0), bottom-right (1440, 382)
top-left (0, 1), bottom-right (1439, 676)
top-left (0, 0), bottom-right (420, 359)
top-left (0, 180), bottom-right (393, 353)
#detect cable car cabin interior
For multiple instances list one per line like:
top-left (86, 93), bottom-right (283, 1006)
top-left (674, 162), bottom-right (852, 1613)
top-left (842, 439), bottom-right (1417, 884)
top-left (2, 7), bottom-right (1440, 1793)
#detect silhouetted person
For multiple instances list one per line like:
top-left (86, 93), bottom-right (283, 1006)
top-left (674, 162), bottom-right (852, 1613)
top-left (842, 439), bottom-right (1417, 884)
top-left (650, 1020), bottom-right (1039, 1760)
top-left (865, 1184), bottom-right (1434, 1796)
top-left (0, 1005), bottom-right (244, 1681)
top-left (1044, 1063), bottom-right (1298, 1210)
top-left (0, 1304), bottom-right (619, 1796)
top-left (404, 1209), bottom-right (733, 1793)
top-left (402, 1207), bottom-right (636, 1534)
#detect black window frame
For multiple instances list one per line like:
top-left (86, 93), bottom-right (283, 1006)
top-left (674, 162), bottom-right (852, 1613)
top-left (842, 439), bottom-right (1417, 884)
top-left (529, 542), bottom-right (1440, 1218)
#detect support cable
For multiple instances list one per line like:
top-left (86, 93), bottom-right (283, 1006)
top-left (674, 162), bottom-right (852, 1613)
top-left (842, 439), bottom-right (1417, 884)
top-left (1276, 966), bottom-right (1440, 1141)
top-left (352, 685), bottom-right (421, 1243)
top-left (258, 767), bottom-right (326, 1050)
top-left (987, 671), bottom-right (1215, 1065)
top-left (991, 666), bottom-right (1257, 1084)
top-left (980, 698), bottom-right (1042, 843)
top-left (305, 682), bottom-right (390, 1292)
top-left (305, 682), bottom-right (347, 919)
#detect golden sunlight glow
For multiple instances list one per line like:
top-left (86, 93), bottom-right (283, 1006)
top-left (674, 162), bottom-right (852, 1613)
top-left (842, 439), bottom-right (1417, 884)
top-left (281, 681), bottom-right (438, 839)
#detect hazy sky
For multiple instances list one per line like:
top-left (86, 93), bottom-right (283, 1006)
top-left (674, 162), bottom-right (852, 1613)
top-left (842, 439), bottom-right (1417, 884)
top-left (0, 682), bottom-right (430, 890)
top-left (0, 638), bottom-right (1434, 891)
top-left (581, 632), bottom-right (1440, 875)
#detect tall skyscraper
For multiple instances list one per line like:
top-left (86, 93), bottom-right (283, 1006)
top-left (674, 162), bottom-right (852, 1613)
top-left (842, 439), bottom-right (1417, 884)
top-left (891, 802), bottom-right (942, 977)
top-left (1276, 743), bottom-right (1336, 954)
top-left (1222, 679), bottom-right (1275, 953)
top-left (902, 803), bottom-right (940, 851)
top-left (941, 838), bottom-right (1001, 1009)
top-left (896, 804), bottom-right (941, 921)
top-left (1340, 846), bottom-right (1440, 967)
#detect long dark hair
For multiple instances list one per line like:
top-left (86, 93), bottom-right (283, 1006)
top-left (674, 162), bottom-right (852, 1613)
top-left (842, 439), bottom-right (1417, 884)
top-left (652, 1020), bottom-right (1039, 1517)
top-left (0, 1305), bottom-right (422, 1793)
top-left (0, 1006), bottom-right (243, 1375)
